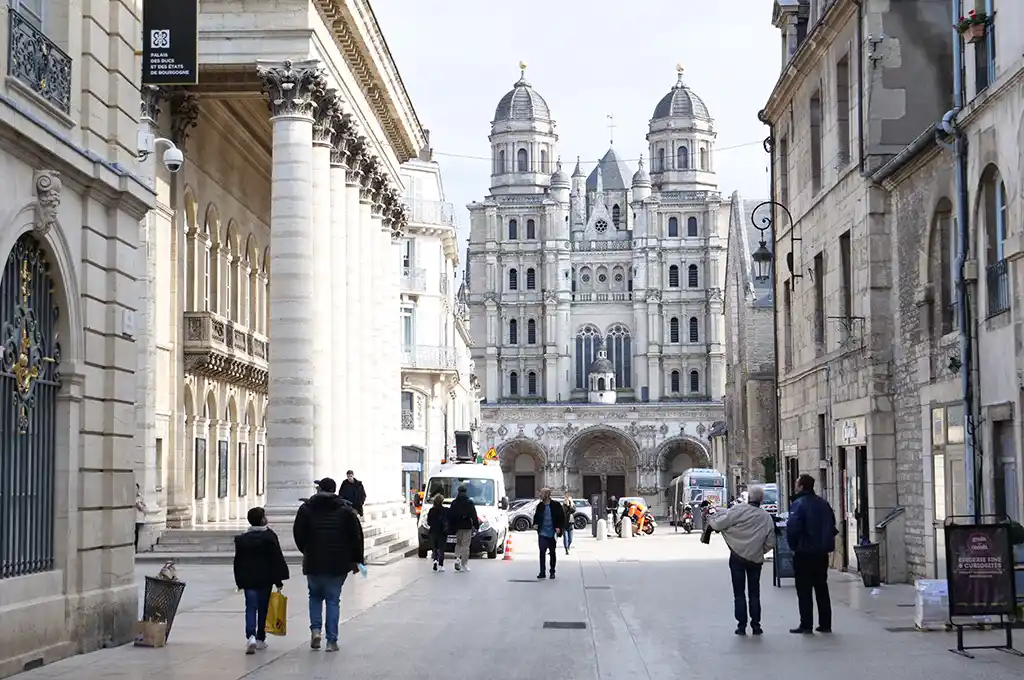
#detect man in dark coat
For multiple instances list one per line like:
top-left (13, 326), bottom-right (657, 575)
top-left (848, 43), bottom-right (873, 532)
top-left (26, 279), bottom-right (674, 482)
top-left (447, 484), bottom-right (480, 572)
top-left (532, 487), bottom-right (567, 579)
top-left (338, 470), bottom-right (367, 517)
top-left (786, 474), bottom-right (838, 634)
top-left (293, 477), bottom-right (364, 652)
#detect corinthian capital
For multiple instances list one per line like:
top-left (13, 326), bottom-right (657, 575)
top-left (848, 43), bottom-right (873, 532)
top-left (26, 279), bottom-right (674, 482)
top-left (380, 186), bottom-right (400, 229)
top-left (313, 90), bottom-right (343, 146)
top-left (331, 113), bottom-right (357, 166)
top-left (346, 135), bottom-right (368, 185)
top-left (390, 196), bottom-right (409, 243)
top-left (369, 168), bottom-right (388, 216)
top-left (257, 59), bottom-right (326, 119)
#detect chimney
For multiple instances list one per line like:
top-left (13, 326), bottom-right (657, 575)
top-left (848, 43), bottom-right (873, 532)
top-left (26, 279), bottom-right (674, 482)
top-left (419, 129), bottom-right (433, 161)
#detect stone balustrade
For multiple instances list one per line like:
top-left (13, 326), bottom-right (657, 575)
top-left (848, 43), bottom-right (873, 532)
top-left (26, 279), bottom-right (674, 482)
top-left (183, 311), bottom-right (269, 390)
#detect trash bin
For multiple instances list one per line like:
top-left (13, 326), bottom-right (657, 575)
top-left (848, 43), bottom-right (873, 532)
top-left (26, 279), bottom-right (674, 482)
top-left (853, 542), bottom-right (881, 588)
top-left (143, 576), bottom-right (187, 641)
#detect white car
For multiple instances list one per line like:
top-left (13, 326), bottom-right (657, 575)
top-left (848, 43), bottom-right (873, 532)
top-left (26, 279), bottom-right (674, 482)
top-left (508, 497), bottom-right (592, 531)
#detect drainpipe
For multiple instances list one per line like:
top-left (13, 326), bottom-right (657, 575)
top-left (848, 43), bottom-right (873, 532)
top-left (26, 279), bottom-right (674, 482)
top-left (853, 0), bottom-right (866, 174)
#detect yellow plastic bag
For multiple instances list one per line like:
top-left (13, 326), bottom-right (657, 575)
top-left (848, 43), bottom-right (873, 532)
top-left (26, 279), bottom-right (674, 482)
top-left (266, 590), bottom-right (287, 636)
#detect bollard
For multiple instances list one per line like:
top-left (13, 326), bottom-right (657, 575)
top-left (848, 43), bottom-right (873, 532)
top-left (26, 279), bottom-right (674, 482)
top-left (596, 518), bottom-right (607, 541)
top-left (620, 518), bottom-right (632, 540)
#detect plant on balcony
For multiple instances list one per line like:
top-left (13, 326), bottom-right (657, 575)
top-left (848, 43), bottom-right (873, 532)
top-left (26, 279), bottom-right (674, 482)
top-left (955, 10), bottom-right (988, 43)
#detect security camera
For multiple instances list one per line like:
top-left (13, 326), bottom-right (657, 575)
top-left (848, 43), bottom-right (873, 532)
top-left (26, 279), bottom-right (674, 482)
top-left (163, 146), bottom-right (184, 173)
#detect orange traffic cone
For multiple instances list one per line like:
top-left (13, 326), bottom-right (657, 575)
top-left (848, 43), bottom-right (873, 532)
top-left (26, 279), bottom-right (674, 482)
top-left (502, 533), bottom-right (513, 561)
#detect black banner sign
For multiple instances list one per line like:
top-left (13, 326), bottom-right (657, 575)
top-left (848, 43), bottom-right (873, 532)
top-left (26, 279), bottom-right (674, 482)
top-left (142, 0), bottom-right (199, 86)
top-left (945, 523), bottom-right (1016, 617)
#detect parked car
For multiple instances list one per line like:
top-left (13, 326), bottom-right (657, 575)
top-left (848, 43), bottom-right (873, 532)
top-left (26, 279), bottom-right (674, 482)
top-left (508, 497), bottom-right (592, 531)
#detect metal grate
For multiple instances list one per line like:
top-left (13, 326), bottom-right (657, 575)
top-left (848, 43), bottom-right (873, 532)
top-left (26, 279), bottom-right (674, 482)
top-left (508, 579), bottom-right (538, 583)
top-left (585, 586), bottom-right (611, 590)
top-left (544, 621), bottom-right (587, 630)
top-left (884, 626), bottom-right (918, 633)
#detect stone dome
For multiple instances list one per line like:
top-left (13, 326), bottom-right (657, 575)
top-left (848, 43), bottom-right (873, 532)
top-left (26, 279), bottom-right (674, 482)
top-left (550, 159), bottom-right (570, 187)
top-left (589, 356), bottom-right (614, 374)
top-left (632, 155), bottom-right (651, 186)
top-left (494, 67), bottom-right (551, 122)
top-left (652, 68), bottom-right (711, 122)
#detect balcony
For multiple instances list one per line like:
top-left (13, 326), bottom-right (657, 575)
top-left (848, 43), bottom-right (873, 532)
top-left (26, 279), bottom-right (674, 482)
top-left (183, 311), bottom-right (269, 389)
top-left (572, 239), bottom-right (633, 252)
top-left (986, 259), bottom-right (1010, 317)
top-left (401, 409), bottom-right (414, 430)
top-left (404, 198), bottom-right (455, 226)
top-left (8, 8), bottom-right (72, 114)
top-left (571, 292), bottom-right (633, 302)
top-left (401, 266), bottom-right (427, 292)
top-left (402, 344), bottom-right (459, 372)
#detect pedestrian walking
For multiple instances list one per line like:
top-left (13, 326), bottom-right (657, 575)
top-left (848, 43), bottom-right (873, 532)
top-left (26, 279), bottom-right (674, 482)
top-left (234, 507), bottom-right (290, 654)
top-left (134, 483), bottom-right (147, 552)
top-left (447, 485), bottom-right (479, 572)
top-left (293, 476), bottom-right (365, 652)
top-left (606, 495), bottom-right (618, 524)
top-left (786, 474), bottom-right (838, 634)
top-left (533, 487), bottom-right (566, 579)
top-left (339, 470), bottom-right (367, 517)
top-left (562, 494), bottom-right (576, 554)
top-left (708, 485), bottom-right (776, 636)
top-left (426, 493), bottom-right (448, 572)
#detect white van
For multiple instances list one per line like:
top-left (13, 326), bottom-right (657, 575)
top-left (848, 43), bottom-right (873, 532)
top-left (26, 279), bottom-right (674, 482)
top-left (416, 459), bottom-right (510, 559)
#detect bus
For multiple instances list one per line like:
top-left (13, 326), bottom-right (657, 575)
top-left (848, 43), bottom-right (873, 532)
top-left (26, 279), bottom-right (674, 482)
top-left (667, 468), bottom-right (728, 523)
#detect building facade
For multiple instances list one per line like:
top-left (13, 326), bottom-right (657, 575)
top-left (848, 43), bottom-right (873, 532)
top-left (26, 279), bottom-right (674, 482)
top-left (0, 1), bottom-right (154, 675)
top-left (466, 66), bottom-right (726, 514)
top-left (398, 145), bottom-right (481, 497)
top-left (133, 0), bottom-right (426, 554)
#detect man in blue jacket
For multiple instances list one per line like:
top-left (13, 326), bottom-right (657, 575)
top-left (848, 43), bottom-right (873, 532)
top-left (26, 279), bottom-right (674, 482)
top-left (786, 474), bottom-right (837, 634)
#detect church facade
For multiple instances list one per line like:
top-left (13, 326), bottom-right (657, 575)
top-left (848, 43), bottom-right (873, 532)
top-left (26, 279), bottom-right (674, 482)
top-left (465, 67), bottom-right (726, 514)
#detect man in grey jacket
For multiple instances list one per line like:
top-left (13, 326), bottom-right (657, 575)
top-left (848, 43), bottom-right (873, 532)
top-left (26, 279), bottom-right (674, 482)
top-left (708, 486), bottom-right (777, 635)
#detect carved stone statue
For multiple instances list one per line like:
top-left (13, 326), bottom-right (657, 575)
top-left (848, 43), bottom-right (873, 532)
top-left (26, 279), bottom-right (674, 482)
top-left (33, 170), bottom-right (61, 237)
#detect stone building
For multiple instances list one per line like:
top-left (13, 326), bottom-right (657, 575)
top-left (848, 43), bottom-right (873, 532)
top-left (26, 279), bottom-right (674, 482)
top-left (132, 0), bottom-right (425, 562)
top-left (466, 65), bottom-right (726, 514)
top-left (0, 1), bottom-right (153, 675)
top-left (398, 146), bottom-right (481, 496)
top-left (761, 0), bottom-right (956, 575)
top-left (722, 192), bottom-right (775, 495)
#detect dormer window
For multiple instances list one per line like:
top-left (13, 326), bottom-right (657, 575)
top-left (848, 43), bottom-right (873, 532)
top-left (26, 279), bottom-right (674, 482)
top-left (595, 219), bottom-right (608, 233)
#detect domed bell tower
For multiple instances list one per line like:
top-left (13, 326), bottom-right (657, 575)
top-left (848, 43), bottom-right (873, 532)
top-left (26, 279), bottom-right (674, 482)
top-left (646, 65), bottom-right (717, 192)
top-left (489, 63), bottom-right (558, 195)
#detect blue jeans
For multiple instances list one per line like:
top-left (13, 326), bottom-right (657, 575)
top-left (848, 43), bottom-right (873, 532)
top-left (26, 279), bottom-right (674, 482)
top-left (729, 552), bottom-right (763, 627)
top-left (244, 587), bottom-right (272, 641)
top-left (307, 574), bottom-right (346, 643)
top-left (563, 527), bottom-right (573, 551)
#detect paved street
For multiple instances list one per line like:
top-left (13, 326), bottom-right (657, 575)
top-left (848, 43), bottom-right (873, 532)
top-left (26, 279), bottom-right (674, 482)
top-left (18, 530), bottom-right (1024, 680)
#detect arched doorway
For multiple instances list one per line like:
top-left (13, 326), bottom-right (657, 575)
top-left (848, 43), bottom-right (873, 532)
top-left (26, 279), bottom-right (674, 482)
top-left (498, 438), bottom-right (546, 499)
top-left (0, 235), bottom-right (62, 577)
top-left (657, 436), bottom-right (712, 507)
top-left (563, 426), bottom-right (640, 510)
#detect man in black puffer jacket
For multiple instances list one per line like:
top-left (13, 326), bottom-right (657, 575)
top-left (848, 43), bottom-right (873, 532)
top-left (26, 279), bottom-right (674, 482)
top-left (293, 477), bottom-right (364, 652)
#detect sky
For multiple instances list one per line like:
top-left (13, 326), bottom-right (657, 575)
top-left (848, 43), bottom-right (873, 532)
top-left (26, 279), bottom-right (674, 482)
top-left (372, 0), bottom-right (781, 246)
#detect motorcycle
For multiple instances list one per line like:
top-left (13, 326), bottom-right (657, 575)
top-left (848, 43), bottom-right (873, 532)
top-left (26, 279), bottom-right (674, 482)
top-left (642, 514), bottom-right (656, 535)
top-left (680, 505), bottom-right (694, 533)
top-left (616, 511), bottom-right (656, 536)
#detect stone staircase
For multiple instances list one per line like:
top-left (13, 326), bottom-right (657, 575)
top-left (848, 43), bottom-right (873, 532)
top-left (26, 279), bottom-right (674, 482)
top-left (138, 517), bottom-right (417, 566)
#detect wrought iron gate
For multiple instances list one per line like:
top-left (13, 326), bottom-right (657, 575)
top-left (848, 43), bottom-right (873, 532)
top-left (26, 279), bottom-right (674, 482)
top-left (0, 234), bottom-right (60, 579)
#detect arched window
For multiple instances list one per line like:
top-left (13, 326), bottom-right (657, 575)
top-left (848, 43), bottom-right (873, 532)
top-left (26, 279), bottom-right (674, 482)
top-left (527, 318), bottom-right (537, 344)
top-left (527, 371), bottom-right (538, 396)
top-left (526, 268), bottom-right (536, 290)
top-left (982, 166), bottom-right (1009, 315)
top-left (497, 149), bottom-right (505, 174)
top-left (657, 147), bottom-right (666, 171)
top-left (687, 216), bottom-right (698, 237)
top-left (668, 217), bottom-right (679, 237)
top-left (931, 199), bottom-right (955, 336)
top-left (605, 323), bottom-right (632, 388)
top-left (598, 377), bottom-right (606, 391)
top-left (526, 219), bottom-right (536, 240)
top-left (670, 370), bottom-right (681, 393)
top-left (668, 265), bottom-right (680, 288)
top-left (509, 371), bottom-right (519, 396)
top-left (574, 325), bottom-right (601, 388)
top-left (669, 317), bottom-right (680, 343)
top-left (688, 264), bottom-right (699, 288)
top-left (509, 268), bottom-right (518, 290)
top-left (689, 370), bottom-right (700, 393)
top-left (612, 204), bottom-right (621, 228)
top-left (677, 145), bottom-right (689, 169)
top-left (517, 148), bottom-right (528, 172)
top-left (508, 319), bottom-right (518, 345)
top-left (540, 150), bottom-right (548, 172)
top-left (508, 219), bottom-right (518, 240)
top-left (688, 316), bottom-right (699, 343)
top-left (699, 148), bottom-right (708, 170)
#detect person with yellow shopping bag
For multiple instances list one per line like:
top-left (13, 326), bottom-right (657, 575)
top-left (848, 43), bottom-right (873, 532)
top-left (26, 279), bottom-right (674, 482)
top-left (265, 589), bottom-right (287, 637)
top-left (234, 507), bottom-right (290, 654)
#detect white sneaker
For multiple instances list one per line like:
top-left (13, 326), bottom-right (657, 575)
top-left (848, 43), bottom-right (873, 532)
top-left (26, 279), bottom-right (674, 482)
top-left (255, 640), bottom-right (267, 651)
top-left (245, 636), bottom-right (256, 654)
top-left (432, 560), bottom-right (438, 572)
top-left (438, 565), bottom-right (445, 572)
top-left (462, 563), bottom-right (471, 573)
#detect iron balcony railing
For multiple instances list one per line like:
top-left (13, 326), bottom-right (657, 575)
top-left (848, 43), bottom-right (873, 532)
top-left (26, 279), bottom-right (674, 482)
top-left (8, 8), bottom-right (72, 113)
top-left (401, 409), bottom-right (415, 430)
top-left (401, 344), bottom-right (459, 371)
top-left (571, 292), bottom-right (633, 302)
top-left (403, 198), bottom-right (455, 226)
top-left (401, 266), bottom-right (427, 292)
top-left (986, 259), bottom-right (1010, 317)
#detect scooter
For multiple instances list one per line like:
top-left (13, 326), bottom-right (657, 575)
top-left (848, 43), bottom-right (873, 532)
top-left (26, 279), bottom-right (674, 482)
top-left (641, 514), bottom-right (656, 535)
top-left (681, 505), bottom-right (694, 533)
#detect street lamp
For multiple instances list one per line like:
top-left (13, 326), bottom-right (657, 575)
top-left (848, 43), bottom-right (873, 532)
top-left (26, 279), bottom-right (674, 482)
top-left (749, 201), bottom-right (796, 283)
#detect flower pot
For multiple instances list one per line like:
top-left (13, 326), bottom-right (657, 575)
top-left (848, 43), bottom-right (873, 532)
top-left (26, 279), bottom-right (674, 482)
top-left (964, 22), bottom-right (986, 43)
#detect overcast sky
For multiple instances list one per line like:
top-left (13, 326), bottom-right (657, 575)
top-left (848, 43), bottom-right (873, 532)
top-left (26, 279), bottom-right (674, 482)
top-left (373, 0), bottom-right (780, 245)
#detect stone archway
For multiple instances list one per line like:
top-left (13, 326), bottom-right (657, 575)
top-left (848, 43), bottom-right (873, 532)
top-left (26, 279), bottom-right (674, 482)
top-left (656, 436), bottom-right (713, 508)
top-left (563, 426), bottom-right (641, 509)
top-left (497, 437), bottom-right (546, 499)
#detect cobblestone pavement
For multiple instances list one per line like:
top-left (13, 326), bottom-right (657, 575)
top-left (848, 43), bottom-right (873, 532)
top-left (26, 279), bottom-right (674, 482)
top-left (16, 531), bottom-right (1024, 680)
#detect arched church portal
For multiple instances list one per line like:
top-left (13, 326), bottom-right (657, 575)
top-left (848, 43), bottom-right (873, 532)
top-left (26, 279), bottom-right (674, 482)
top-left (657, 437), bottom-right (712, 505)
top-left (564, 427), bottom-right (639, 510)
top-left (498, 438), bottom-right (545, 499)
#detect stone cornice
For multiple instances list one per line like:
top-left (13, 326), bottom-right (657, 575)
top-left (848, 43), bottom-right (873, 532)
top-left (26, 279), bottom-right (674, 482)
top-left (313, 0), bottom-right (426, 163)
top-left (762, 0), bottom-right (857, 124)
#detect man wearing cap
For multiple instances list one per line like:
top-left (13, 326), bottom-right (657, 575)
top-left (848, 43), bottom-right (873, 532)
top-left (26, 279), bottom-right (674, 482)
top-left (293, 476), bottom-right (364, 652)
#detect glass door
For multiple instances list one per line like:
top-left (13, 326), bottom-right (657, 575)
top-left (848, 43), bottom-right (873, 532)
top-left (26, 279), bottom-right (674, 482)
top-left (933, 451), bottom-right (947, 579)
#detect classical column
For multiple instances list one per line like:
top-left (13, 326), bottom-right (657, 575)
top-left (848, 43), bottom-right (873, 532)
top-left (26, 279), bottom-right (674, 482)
top-left (366, 164), bottom-right (387, 501)
top-left (311, 90), bottom-right (340, 478)
top-left (257, 59), bottom-right (325, 519)
top-left (343, 137), bottom-right (366, 479)
top-left (329, 112), bottom-right (354, 476)
top-left (386, 192), bottom-right (409, 502)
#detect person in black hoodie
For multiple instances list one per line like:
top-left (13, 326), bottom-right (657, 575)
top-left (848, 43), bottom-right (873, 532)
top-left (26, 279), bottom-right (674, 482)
top-left (293, 477), bottom-right (364, 652)
top-left (338, 470), bottom-right (367, 517)
top-left (425, 493), bottom-right (448, 572)
top-left (233, 507), bottom-right (289, 655)
top-left (447, 485), bottom-right (480, 573)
